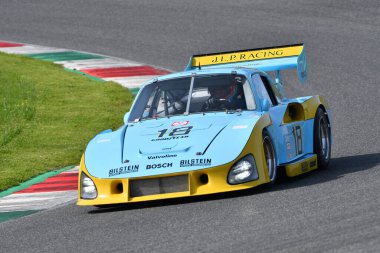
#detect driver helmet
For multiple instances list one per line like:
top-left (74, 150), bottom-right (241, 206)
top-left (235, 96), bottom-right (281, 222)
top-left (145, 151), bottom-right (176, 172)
top-left (209, 76), bottom-right (243, 102)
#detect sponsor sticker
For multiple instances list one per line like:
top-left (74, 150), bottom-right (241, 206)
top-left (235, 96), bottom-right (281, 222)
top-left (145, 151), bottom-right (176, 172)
top-left (171, 121), bottom-right (189, 126)
top-left (301, 162), bottom-right (308, 172)
top-left (109, 165), bottom-right (139, 177)
top-left (148, 154), bottom-right (177, 159)
top-left (191, 45), bottom-right (303, 67)
top-left (146, 163), bottom-right (173, 170)
top-left (151, 136), bottom-right (189, 142)
top-left (180, 158), bottom-right (212, 167)
top-left (152, 126), bottom-right (193, 141)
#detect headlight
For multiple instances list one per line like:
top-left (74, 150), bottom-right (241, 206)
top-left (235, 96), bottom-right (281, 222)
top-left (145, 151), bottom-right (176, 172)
top-left (228, 155), bottom-right (259, 185)
top-left (80, 172), bottom-right (98, 199)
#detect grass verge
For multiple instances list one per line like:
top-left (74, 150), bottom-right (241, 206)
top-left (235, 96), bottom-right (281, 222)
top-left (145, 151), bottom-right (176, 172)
top-left (0, 52), bottom-right (133, 191)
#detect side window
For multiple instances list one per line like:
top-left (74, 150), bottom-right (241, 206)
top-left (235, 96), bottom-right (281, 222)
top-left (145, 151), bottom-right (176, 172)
top-left (260, 75), bottom-right (278, 106)
top-left (252, 74), bottom-right (273, 106)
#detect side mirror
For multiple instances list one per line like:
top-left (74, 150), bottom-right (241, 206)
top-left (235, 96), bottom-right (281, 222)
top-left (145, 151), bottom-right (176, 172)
top-left (261, 99), bottom-right (270, 112)
top-left (123, 112), bottom-right (130, 124)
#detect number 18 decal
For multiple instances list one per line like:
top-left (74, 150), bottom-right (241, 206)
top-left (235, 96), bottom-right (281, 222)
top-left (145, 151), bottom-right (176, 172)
top-left (157, 126), bottom-right (193, 138)
top-left (292, 125), bottom-right (303, 155)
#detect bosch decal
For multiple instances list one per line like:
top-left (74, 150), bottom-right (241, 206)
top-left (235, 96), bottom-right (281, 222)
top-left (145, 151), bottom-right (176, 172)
top-left (146, 163), bottom-right (173, 170)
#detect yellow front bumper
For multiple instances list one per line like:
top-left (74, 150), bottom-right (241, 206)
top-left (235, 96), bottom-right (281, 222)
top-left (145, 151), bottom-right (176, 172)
top-left (77, 156), bottom-right (269, 206)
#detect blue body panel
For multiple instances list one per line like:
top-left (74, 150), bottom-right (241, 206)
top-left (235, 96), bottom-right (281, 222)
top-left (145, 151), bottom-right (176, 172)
top-left (266, 96), bottom-right (315, 164)
top-left (85, 111), bottom-right (262, 178)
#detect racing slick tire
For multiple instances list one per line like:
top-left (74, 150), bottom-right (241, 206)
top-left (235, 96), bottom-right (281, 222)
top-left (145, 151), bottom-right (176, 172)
top-left (313, 108), bottom-right (331, 169)
top-left (263, 132), bottom-right (284, 184)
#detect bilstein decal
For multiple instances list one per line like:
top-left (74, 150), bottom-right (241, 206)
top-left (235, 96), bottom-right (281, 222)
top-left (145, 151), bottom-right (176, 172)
top-left (146, 163), bottom-right (173, 170)
top-left (109, 165), bottom-right (139, 177)
top-left (148, 154), bottom-right (177, 159)
top-left (180, 158), bottom-right (212, 167)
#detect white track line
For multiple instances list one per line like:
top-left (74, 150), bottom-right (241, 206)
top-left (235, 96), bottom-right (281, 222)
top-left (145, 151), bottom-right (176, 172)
top-left (0, 45), bottom-right (68, 54)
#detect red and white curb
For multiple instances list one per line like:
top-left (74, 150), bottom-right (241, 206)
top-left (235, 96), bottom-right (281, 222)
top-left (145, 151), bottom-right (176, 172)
top-left (0, 40), bottom-right (172, 221)
top-left (0, 40), bottom-right (171, 90)
top-left (0, 167), bottom-right (78, 212)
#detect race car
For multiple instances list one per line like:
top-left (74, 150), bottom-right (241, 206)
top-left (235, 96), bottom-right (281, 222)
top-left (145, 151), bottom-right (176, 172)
top-left (77, 43), bottom-right (332, 206)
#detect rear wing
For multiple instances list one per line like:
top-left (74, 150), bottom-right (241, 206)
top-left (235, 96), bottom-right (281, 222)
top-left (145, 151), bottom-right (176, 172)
top-left (185, 43), bottom-right (307, 84)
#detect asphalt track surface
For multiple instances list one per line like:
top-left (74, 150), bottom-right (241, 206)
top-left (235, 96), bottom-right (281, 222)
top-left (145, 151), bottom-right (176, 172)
top-left (1, 0), bottom-right (379, 252)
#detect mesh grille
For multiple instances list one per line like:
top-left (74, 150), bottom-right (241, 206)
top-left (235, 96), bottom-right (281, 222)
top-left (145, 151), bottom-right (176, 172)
top-left (129, 175), bottom-right (188, 197)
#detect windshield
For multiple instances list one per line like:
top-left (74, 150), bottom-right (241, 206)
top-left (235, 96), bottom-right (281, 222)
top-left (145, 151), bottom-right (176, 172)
top-left (128, 74), bottom-right (256, 122)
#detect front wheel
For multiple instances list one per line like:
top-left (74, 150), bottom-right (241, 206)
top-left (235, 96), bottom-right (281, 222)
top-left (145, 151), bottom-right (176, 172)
top-left (313, 108), bottom-right (331, 169)
top-left (263, 133), bottom-right (279, 183)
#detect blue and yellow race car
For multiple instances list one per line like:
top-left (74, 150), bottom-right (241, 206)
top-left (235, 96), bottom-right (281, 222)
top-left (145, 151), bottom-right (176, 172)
top-left (77, 44), bottom-right (332, 206)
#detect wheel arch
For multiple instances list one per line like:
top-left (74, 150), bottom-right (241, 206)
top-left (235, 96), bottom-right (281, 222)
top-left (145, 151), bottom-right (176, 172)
top-left (316, 104), bottom-right (331, 125)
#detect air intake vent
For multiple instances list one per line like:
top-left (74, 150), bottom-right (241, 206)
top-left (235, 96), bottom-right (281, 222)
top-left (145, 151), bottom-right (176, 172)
top-left (130, 175), bottom-right (188, 197)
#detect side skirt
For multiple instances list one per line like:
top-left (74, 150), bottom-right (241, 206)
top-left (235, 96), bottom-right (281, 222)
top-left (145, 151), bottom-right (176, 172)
top-left (282, 154), bottom-right (318, 177)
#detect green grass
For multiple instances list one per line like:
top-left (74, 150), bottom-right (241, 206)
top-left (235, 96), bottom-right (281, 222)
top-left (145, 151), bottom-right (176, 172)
top-left (0, 52), bottom-right (133, 191)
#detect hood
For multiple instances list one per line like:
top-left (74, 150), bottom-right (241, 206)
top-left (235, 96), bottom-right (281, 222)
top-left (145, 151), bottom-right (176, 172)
top-left (84, 111), bottom-right (262, 178)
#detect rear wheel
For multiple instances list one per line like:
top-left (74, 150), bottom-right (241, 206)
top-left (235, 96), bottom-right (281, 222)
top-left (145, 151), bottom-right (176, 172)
top-left (313, 108), bottom-right (331, 169)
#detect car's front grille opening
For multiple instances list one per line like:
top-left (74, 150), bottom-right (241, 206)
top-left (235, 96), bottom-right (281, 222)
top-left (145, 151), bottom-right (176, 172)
top-left (129, 175), bottom-right (188, 197)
